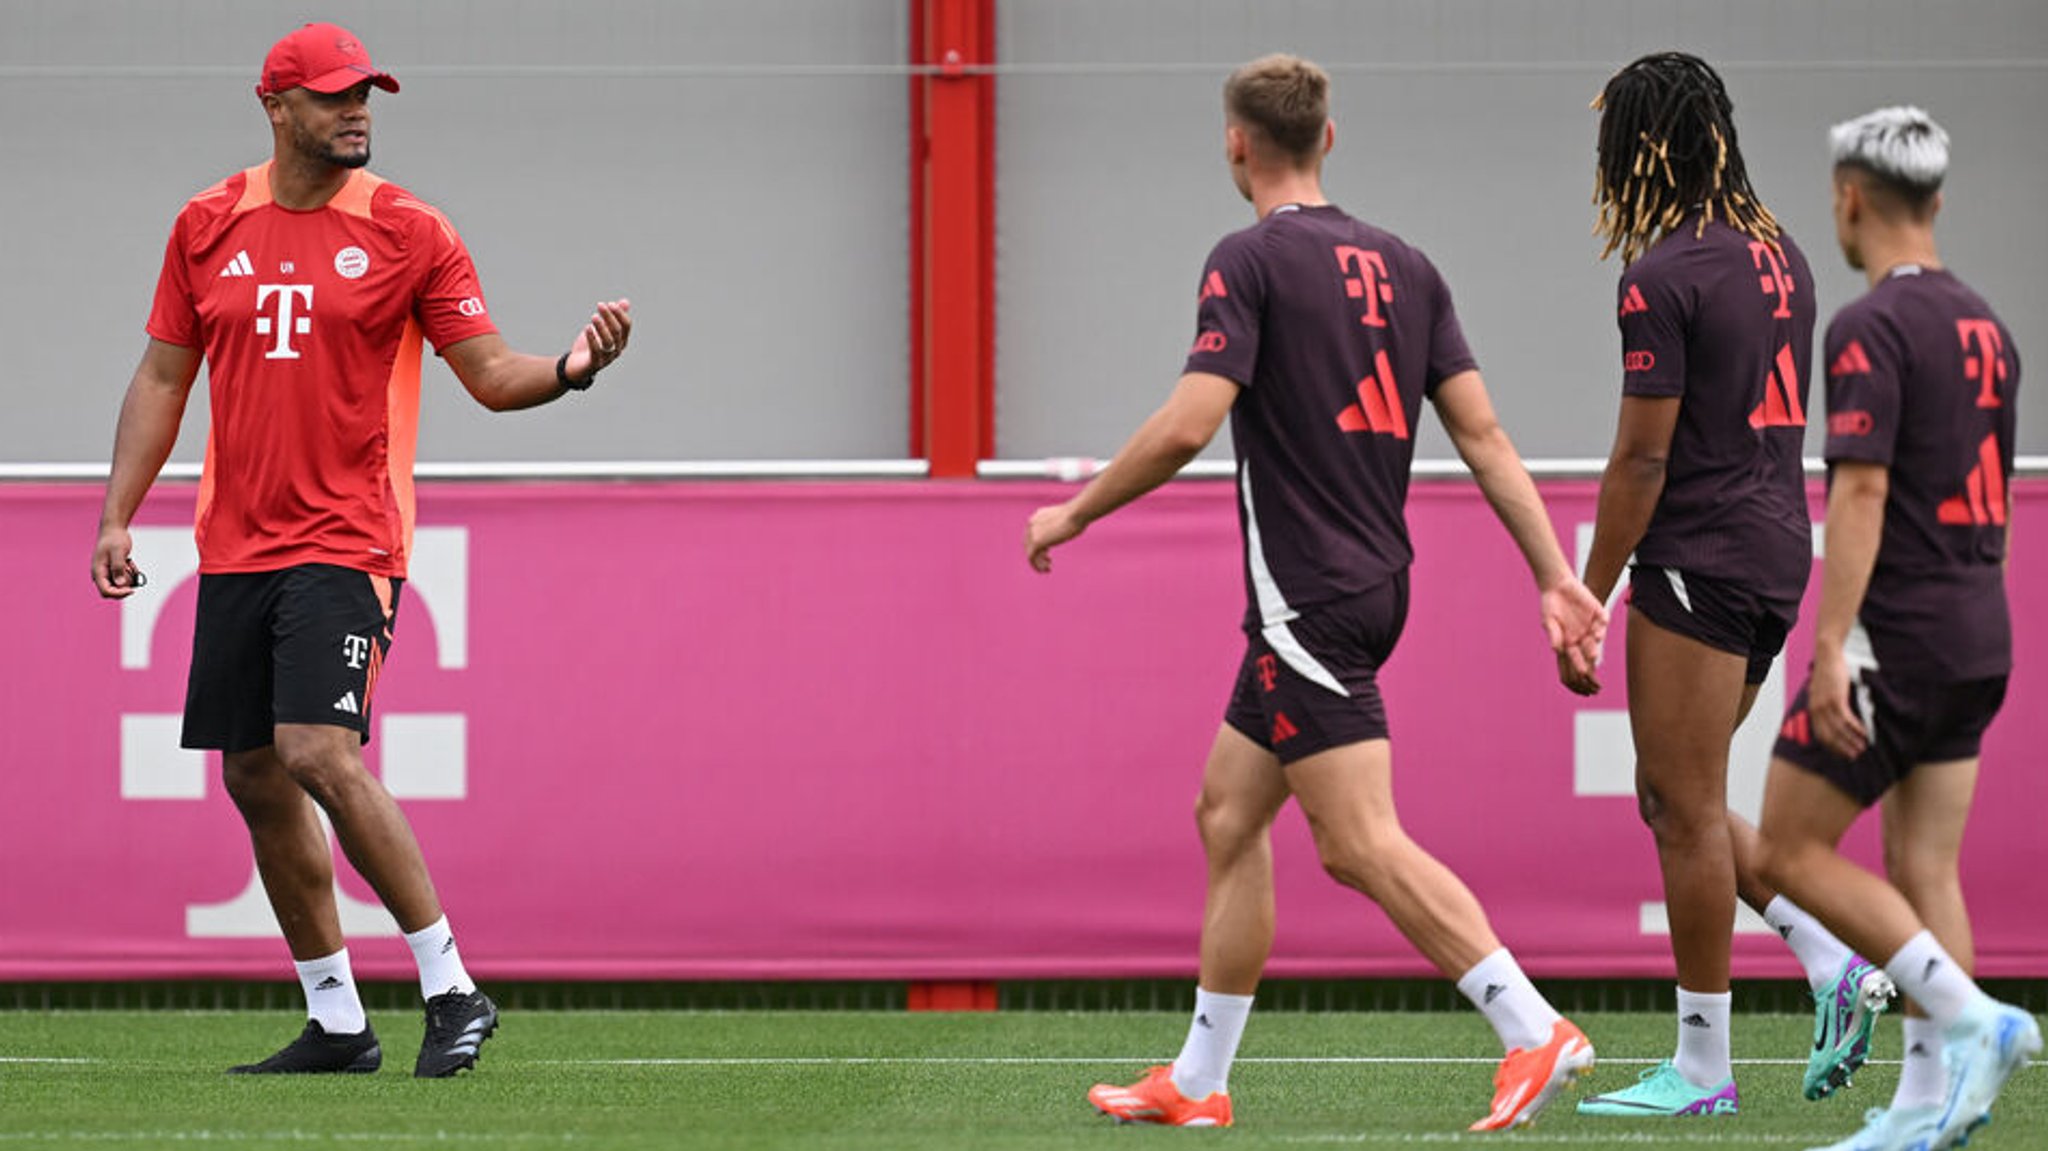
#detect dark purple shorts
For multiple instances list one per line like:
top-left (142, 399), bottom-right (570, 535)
top-left (1629, 564), bottom-right (1799, 686)
top-left (1223, 574), bottom-right (1407, 765)
top-left (1775, 668), bottom-right (2008, 806)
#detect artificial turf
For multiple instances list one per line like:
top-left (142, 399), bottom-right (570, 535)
top-left (0, 1009), bottom-right (2040, 1149)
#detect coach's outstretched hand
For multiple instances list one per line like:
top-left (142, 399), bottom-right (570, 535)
top-left (561, 299), bottom-right (633, 382)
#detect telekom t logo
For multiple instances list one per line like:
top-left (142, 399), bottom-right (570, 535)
top-left (119, 527), bottom-right (470, 940)
top-left (1958, 319), bottom-right (2008, 409)
top-left (255, 283), bottom-right (314, 359)
top-left (1749, 242), bottom-right (1795, 319)
top-left (1335, 246), bottom-right (1393, 328)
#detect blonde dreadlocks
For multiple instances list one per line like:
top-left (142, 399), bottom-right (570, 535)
top-left (1591, 52), bottom-right (1781, 265)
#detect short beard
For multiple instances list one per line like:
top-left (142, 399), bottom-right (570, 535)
top-left (289, 123), bottom-right (370, 170)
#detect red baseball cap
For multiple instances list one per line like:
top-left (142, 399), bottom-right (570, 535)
top-left (255, 23), bottom-right (399, 98)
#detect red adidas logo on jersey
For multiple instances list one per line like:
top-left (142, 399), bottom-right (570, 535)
top-left (1335, 349), bottom-right (1410, 440)
top-left (1199, 270), bottom-right (1228, 302)
top-left (1748, 344), bottom-right (1806, 430)
top-left (1829, 340), bottom-right (1873, 378)
top-left (1619, 284), bottom-right (1649, 318)
top-left (1937, 433), bottom-right (2009, 527)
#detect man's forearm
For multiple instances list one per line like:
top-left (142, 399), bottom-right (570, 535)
top-left (1583, 454), bottom-right (1665, 602)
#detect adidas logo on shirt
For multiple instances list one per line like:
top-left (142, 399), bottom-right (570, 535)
top-left (333, 692), bottom-right (360, 715)
top-left (218, 250), bottom-right (254, 278)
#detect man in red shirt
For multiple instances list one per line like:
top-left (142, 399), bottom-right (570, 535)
top-left (90, 23), bottom-right (631, 1077)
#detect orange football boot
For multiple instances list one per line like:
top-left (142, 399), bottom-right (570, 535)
top-left (1088, 1064), bottom-right (1233, 1127)
top-left (1469, 1019), bottom-right (1596, 1131)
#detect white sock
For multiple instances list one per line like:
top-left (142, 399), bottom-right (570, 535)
top-left (1673, 987), bottom-right (1733, 1088)
top-left (1456, 948), bottom-right (1561, 1052)
top-left (403, 916), bottom-right (476, 999)
top-left (294, 948), bottom-right (367, 1035)
top-left (1887, 931), bottom-right (1981, 1028)
top-left (1762, 896), bottom-right (1855, 993)
top-left (1894, 1016), bottom-right (1947, 1110)
top-left (1170, 988), bottom-right (1254, 1100)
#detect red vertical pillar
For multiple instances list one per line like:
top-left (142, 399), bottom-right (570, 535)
top-left (910, 0), bottom-right (996, 476)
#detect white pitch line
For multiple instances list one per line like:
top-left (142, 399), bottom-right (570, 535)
top-left (527, 1055), bottom-right (1884, 1067)
top-left (0, 1058), bottom-right (100, 1064)
top-left (1277, 1134), bottom-right (1822, 1146)
top-left (0, 1136), bottom-right (579, 1145)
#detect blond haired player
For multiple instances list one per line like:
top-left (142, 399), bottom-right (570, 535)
top-left (1027, 54), bottom-right (1605, 1132)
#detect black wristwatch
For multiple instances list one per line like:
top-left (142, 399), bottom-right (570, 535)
top-left (556, 352), bottom-right (595, 392)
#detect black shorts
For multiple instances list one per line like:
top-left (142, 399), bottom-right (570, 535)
top-left (1223, 575), bottom-right (1407, 765)
top-left (1628, 564), bottom-right (1798, 686)
top-left (182, 564), bottom-right (404, 753)
top-left (1775, 668), bottom-right (2008, 807)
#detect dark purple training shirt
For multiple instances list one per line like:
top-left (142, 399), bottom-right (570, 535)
top-left (1617, 214), bottom-right (1816, 603)
top-left (1183, 204), bottom-right (1477, 633)
top-left (1823, 266), bottom-right (2020, 681)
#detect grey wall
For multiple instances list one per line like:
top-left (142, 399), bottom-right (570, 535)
top-left (1, 0), bottom-right (909, 464)
top-left (4, 2), bottom-right (2042, 466)
top-left (996, 0), bottom-right (2048, 462)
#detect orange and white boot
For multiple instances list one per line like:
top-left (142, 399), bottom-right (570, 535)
top-left (1469, 1019), bottom-right (1596, 1131)
top-left (1088, 1064), bottom-right (1233, 1127)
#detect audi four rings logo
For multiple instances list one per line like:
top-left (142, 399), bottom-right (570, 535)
top-left (456, 297), bottom-right (487, 317)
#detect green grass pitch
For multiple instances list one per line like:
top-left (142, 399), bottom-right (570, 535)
top-left (1, 1009), bottom-right (2041, 1149)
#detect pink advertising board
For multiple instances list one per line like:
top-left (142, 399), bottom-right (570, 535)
top-left (3, 480), bottom-right (2044, 981)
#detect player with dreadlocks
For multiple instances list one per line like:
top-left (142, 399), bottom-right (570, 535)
top-left (1567, 53), bottom-right (1891, 1120)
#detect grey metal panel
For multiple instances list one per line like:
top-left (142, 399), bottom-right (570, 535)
top-left (0, 0), bottom-right (909, 464)
top-left (996, 0), bottom-right (2048, 461)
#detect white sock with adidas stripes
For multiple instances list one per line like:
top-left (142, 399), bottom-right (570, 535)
top-left (404, 916), bottom-right (477, 1000)
top-left (1893, 1015), bottom-right (1948, 1110)
top-left (295, 948), bottom-right (367, 1035)
top-left (1170, 987), bottom-right (1254, 1100)
top-left (1674, 987), bottom-right (1733, 1088)
top-left (1457, 948), bottom-right (1560, 1052)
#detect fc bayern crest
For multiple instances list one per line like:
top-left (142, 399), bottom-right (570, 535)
top-left (334, 246), bottom-right (371, 280)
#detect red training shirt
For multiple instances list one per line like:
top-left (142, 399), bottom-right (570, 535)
top-left (146, 161), bottom-right (498, 578)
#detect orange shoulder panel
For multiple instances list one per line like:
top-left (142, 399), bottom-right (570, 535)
top-left (231, 163), bottom-right (274, 214)
top-left (329, 168), bottom-right (387, 219)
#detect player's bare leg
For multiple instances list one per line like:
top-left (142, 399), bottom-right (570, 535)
top-left (1090, 726), bottom-right (1286, 1126)
top-left (1882, 762), bottom-right (1981, 1115)
top-left (1194, 725), bottom-right (1290, 995)
top-left (1588, 610), bottom-right (1746, 1112)
top-left (1284, 738), bottom-right (1495, 973)
top-left (1286, 736), bottom-right (1593, 1129)
top-left (1757, 760), bottom-right (1919, 959)
top-left (1626, 613), bottom-right (1745, 994)
top-left (272, 723), bottom-right (443, 933)
top-left (1882, 759), bottom-right (1979, 974)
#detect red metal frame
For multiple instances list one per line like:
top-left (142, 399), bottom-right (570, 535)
top-left (909, 0), bottom-right (996, 476)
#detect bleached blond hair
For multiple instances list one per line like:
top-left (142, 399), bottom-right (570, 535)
top-left (1830, 106), bottom-right (1949, 198)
